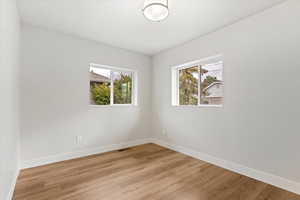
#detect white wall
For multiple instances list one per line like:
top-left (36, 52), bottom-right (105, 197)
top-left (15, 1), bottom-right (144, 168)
top-left (0, 0), bottom-right (20, 199)
top-left (152, 0), bottom-right (300, 184)
top-left (20, 24), bottom-right (152, 166)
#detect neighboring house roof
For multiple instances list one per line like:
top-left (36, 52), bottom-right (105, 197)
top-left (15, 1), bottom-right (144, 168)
top-left (203, 81), bottom-right (223, 98)
top-left (203, 81), bottom-right (222, 91)
top-left (90, 71), bottom-right (110, 83)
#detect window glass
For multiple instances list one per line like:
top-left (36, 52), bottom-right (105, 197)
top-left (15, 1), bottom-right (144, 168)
top-left (90, 67), bottom-right (111, 105)
top-left (179, 66), bottom-right (199, 105)
top-left (113, 71), bottom-right (133, 104)
top-left (200, 62), bottom-right (223, 105)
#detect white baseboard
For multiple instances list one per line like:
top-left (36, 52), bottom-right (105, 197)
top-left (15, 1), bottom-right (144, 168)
top-left (22, 138), bottom-right (152, 169)
top-left (7, 169), bottom-right (19, 200)
top-left (151, 138), bottom-right (300, 195)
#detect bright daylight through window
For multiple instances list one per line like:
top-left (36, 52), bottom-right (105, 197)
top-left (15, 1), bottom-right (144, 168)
top-left (89, 64), bottom-right (136, 106)
top-left (172, 56), bottom-right (223, 107)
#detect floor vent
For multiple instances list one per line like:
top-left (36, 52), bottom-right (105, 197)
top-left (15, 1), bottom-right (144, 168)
top-left (117, 148), bottom-right (131, 152)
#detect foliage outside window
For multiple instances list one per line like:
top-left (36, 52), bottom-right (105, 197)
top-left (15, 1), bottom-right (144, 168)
top-left (90, 65), bottom-right (135, 106)
top-left (179, 66), bottom-right (199, 105)
top-left (173, 57), bottom-right (223, 106)
top-left (113, 71), bottom-right (132, 104)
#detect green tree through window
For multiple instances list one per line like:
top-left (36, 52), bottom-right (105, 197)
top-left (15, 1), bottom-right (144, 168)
top-left (113, 72), bottom-right (132, 104)
top-left (91, 83), bottom-right (110, 105)
top-left (179, 66), bottom-right (199, 105)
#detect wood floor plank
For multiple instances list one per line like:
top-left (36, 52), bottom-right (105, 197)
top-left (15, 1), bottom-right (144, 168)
top-left (13, 144), bottom-right (300, 200)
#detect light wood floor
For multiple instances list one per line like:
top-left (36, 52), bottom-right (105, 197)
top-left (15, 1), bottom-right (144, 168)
top-left (13, 144), bottom-right (300, 200)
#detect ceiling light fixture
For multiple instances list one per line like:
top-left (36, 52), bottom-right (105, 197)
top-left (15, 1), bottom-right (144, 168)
top-left (143, 0), bottom-right (169, 22)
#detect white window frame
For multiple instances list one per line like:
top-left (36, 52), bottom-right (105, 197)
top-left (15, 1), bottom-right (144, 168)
top-left (89, 63), bottom-right (138, 107)
top-left (171, 55), bottom-right (223, 108)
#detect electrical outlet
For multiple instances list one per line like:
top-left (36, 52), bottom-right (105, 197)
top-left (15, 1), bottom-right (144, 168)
top-left (162, 129), bottom-right (167, 136)
top-left (76, 135), bottom-right (83, 145)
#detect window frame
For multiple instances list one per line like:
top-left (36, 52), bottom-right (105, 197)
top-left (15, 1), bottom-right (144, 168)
top-left (171, 55), bottom-right (224, 108)
top-left (89, 63), bottom-right (138, 107)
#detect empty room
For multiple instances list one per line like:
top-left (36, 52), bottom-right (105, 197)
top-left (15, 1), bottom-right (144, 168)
top-left (1, 0), bottom-right (300, 199)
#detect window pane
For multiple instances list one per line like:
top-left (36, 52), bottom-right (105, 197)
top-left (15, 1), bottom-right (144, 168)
top-left (200, 62), bottom-right (223, 105)
top-left (113, 71), bottom-right (133, 104)
top-left (179, 66), bottom-right (199, 105)
top-left (89, 67), bottom-right (111, 105)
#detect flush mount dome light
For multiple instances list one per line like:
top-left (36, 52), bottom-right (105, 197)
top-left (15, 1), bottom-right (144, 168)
top-left (143, 0), bottom-right (169, 22)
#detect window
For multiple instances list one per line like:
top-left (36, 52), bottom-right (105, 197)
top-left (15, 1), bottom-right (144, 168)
top-left (172, 55), bottom-right (223, 107)
top-left (89, 64), bottom-right (137, 106)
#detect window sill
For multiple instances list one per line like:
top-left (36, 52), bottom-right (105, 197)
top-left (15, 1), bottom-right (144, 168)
top-left (172, 104), bottom-right (223, 108)
top-left (89, 104), bottom-right (138, 108)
